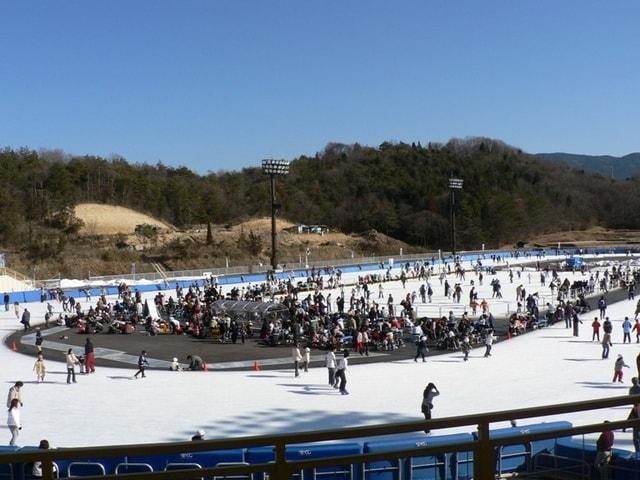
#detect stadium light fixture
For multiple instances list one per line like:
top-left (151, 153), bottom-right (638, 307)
top-left (262, 159), bottom-right (290, 271)
top-left (262, 159), bottom-right (290, 176)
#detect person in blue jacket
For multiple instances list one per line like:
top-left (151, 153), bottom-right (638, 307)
top-left (134, 350), bottom-right (149, 379)
top-left (622, 317), bottom-right (632, 344)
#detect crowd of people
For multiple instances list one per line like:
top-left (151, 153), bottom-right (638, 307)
top-left (7, 251), bottom-right (640, 454)
top-left (14, 256), bottom-right (638, 372)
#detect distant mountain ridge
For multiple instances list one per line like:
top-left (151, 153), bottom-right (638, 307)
top-left (536, 152), bottom-right (640, 179)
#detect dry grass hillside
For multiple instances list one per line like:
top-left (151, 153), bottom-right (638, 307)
top-left (8, 203), bottom-right (640, 280)
top-left (7, 204), bottom-right (412, 278)
top-left (74, 204), bottom-right (175, 235)
top-left (72, 204), bottom-right (640, 254)
top-left (190, 217), bottom-right (412, 264)
top-left (73, 203), bottom-right (408, 254)
top-left (527, 226), bottom-right (640, 247)
top-left (202, 218), bottom-right (395, 249)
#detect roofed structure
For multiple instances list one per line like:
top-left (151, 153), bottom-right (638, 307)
top-left (211, 300), bottom-right (288, 318)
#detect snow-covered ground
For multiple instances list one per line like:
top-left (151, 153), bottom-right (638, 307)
top-left (1, 254), bottom-right (639, 450)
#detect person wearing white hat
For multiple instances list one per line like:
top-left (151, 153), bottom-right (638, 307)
top-left (613, 354), bottom-right (630, 383)
top-left (169, 358), bottom-right (182, 371)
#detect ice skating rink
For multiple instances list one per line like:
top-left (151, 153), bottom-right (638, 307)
top-left (1, 254), bottom-right (639, 449)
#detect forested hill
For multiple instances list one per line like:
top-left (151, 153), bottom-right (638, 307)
top-left (1, 138), bottom-right (639, 251)
top-left (536, 152), bottom-right (640, 180)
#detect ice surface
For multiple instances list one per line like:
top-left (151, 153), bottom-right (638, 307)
top-left (1, 254), bottom-right (638, 449)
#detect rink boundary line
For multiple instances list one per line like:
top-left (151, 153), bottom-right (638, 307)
top-left (20, 326), bottom-right (389, 370)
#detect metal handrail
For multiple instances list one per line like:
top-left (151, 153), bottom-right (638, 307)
top-left (533, 452), bottom-right (590, 480)
top-left (2, 394), bottom-right (639, 480)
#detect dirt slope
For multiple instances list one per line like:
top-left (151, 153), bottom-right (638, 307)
top-left (527, 226), bottom-right (640, 247)
top-left (74, 203), bottom-right (175, 235)
top-left (194, 217), bottom-right (407, 251)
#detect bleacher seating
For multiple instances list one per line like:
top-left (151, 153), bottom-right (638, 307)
top-left (4, 421), bottom-right (640, 480)
top-left (127, 448), bottom-right (244, 472)
top-left (211, 461), bottom-right (251, 480)
top-left (0, 447), bottom-right (18, 480)
top-left (164, 462), bottom-right (203, 480)
top-left (114, 462), bottom-right (153, 474)
top-left (17, 445), bottom-right (67, 480)
top-left (0, 463), bottom-right (12, 480)
top-left (472, 420), bottom-right (573, 475)
top-left (421, 433), bottom-right (474, 480)
top-left (66, 461), bottom-right (106, 477)
top-left (362, 433), bottom-right (474, 480)
top-left (246, 443), bottom-right (362, 480)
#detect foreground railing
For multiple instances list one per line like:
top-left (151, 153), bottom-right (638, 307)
top-left (1, 394), bottom-right (639, 480)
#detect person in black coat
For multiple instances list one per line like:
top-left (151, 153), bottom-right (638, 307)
top-left (20, 309), bottom-right (31, 331)
top-left (421, 383), bottom-right (440, 434)
top-left (35, 329), bottom-right (43, 352)
top-left (186, 355), bottom-right (203, 371)
top-left (414, 336), bottom-right (428, 362)
top-left (572, 312), bottom-right (583, 337)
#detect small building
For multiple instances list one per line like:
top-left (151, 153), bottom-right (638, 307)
top-left (293, 224), bottom-right (329, 234)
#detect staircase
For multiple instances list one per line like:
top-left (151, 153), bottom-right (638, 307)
top-left (151, 262), bottom-right (169, 283)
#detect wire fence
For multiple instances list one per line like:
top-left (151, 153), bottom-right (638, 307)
top-left (14, 244), bottom-right (633, 289)
top-left (84, 251), bottom-right (446, 285)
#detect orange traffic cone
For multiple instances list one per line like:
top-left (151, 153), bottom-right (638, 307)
top-left (254, 360), bottom-right (261, 371)
top-left (11, 341), bottom-right (18, 352)
top-left (203, 362), bottom-right (209, 372)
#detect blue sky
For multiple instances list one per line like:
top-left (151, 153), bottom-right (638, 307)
top-left (0, 1), bottom-right (638, 172)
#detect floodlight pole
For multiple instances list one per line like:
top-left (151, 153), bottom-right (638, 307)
top-left (450, 187), bottom-right (456, 257)
top-left (262, 159), bottom-right (290, 272)
top-left (269, 173), bottom-right (278, 271)
top-left (449, 178), bottom-right (463, 257)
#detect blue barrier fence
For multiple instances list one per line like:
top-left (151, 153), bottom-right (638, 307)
top-left (3, 246), bottom-right (637, 305)
top-left (2, 421), bottom-right (639, 479)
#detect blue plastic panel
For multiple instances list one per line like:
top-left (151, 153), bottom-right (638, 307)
top-left (128, 449), bottom-right (244, 472)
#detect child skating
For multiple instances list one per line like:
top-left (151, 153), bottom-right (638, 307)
top-left (461, 336), bottom-right (471, 361)
top-left (613, 354), bottom-right (629, 383)
top-left (133, 350), bottom-right (149, 379)
top-left (33, 352), bottom-right (46, 383)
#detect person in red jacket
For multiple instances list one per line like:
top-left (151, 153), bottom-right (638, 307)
top-left (592, 317), bottom-right (601, 342)
top-left (84, 338), bottom-right (96, 374)
top-left (595, 422), bottom-right (614, 478)
top-left (613, 355), bottom-right (630, 383)
top-left (633, 318), bottom-right (640, 344)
